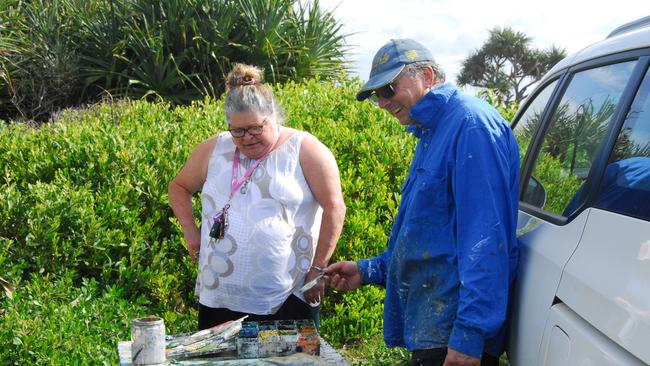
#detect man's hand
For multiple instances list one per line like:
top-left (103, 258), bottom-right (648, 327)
top-left (325, 261), bottom-right (362, 291)
top-left (443, 348), bottom-right (480, 366)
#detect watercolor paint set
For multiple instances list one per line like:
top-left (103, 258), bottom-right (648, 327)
top-left (236, 319), bottom-right (320, 359)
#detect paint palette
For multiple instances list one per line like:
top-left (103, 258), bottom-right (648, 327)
top-left (236, 319), bottom-right (320, 359)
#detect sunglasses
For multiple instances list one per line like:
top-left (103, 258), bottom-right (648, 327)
top-left (368, 83), bottom-right (396, 105)
top-left (228, 118), bottom-right (269, 138)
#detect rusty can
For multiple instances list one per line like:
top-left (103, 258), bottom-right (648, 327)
top-left (131, 316), bottom-right (166, 365)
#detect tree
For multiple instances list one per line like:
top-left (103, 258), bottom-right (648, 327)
top-left (457, 27), bottom-right (566, 105)
top-left (0, 0), bottom-right (350, 123)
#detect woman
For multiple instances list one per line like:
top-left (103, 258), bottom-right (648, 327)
top-left (168, 63), bottom-right (345, 330)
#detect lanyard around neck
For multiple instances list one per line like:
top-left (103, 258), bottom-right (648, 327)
top-left (230, 148), bottom-right (267, 197)
top-left (210, 148), bottom-right (270, 242)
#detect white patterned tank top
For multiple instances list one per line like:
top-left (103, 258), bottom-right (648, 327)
top-left (196, 131), bottom-right (321, 314)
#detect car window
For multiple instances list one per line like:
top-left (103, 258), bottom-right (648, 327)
top-left (521, 61), bottom-right (637, 216)
top-left (514, 80), bottom-right (558, 162)
top-left (514, 80), bottom-right (558, 208)
top-left (591, 67), bottom-right (650, 220)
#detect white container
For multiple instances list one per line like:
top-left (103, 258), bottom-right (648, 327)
top-left (131, 316), bottom-right (166, 365)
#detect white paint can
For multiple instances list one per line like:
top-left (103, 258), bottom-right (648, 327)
top-left (131, 316), bottom-right (166, 365)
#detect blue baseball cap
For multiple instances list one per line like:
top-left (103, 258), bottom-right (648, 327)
top-left (356, 39), bottom-right (434, 101)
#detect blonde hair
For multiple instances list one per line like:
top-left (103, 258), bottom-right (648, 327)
top-left (224, 63), bottom-right (285, 124)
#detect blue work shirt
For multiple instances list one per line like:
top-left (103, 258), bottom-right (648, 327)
top-left (357, 83), bottom-right (520, 358)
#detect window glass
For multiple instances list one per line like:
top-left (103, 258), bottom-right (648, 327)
top-left (592, 67), bottom-right (650, 220)
top-left (522, 61), bottom-right (636, 216)
top-left (514, 80), bottom-right (558, 162)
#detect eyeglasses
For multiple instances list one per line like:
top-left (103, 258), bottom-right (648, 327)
top-left (228, 118), bottom-right (268, 138)
top-left (368, 83), bottom-right (396, 105)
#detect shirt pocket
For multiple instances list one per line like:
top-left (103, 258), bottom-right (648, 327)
top-left (408, 169), bottom-right (450, 224)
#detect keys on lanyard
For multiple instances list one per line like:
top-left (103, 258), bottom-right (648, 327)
top-left (209, 204), bottom-right (230, 241)
top-left (209, 149), bottom-right (268, 244)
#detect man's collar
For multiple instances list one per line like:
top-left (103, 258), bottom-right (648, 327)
top-left (406, 83), bottom-right (457, 137)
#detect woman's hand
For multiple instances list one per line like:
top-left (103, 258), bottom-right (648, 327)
top-left (303, 267), bottom-right (326, 306)
top-left (185, 227), bottom-right (201, 261)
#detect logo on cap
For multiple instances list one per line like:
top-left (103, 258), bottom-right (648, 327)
top-left (373, 52), bottom-right (390, 67)
top-left (405, 50), bottom-right (419, 60)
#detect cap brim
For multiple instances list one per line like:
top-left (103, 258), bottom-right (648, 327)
top-left (356, 65), bottom-right (405, 101)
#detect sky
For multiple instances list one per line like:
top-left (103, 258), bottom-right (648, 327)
top-left (318, 0), bottom-right (650, 85)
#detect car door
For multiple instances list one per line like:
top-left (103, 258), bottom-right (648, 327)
top-left (508, 56), bottom-right (642, 366)
top-left (548, 58), bottom-right (650, 366)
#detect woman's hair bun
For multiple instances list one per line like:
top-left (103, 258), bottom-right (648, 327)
top-left (226, 63), bottom-right (264, 91)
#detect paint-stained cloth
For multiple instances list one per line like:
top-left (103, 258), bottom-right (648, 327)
top-left (357, 83), bottom-right (520, 358)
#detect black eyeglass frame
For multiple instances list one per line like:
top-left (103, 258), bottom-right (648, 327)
top-left (228, 118), bottom-right (269, 138)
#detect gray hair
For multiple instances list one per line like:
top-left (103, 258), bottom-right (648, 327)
top-left (403, 60), bottom-right (446, 85)
top-left (224, 63), bottom-right (285, 124)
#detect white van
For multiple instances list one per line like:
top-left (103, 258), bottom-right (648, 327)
top-left (508, 16), bottom-right (650, 366)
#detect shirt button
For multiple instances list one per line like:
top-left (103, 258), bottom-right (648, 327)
top-left (424, 143), bottom-right (429, 148)
top-left (422, 182), bottom-right (426, 187)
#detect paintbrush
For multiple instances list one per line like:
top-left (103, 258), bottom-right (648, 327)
top-left (183, 315), bottom-right (247, 345)
top-left (166, 315), bottom-right (248, 354)
top-left (299, 267), bottom-right (326, 293)
top-left (181, 320), bottom-right (243, 352)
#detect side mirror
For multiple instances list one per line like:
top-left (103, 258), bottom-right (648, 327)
top-left (523, 175), bottom-right (547, 208)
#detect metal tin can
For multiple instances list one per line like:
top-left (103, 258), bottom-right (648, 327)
top-left (131, 316), bottom-right (165, 365)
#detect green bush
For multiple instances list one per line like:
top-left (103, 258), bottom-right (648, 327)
top-left (0, 80), bottom-right (520, 364)
top-left (0, 270), bottom-right (195, 365)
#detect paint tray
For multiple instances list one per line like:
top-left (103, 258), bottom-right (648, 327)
top-left (236, 319), bottom-right (320, 359)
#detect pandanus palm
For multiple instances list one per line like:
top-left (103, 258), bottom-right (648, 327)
top-left (0, 0), bottom-right (349, 122)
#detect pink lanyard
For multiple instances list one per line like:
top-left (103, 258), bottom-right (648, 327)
top-left (209, 142), bottom-right (276, 242)
top-left (230, 148), bottom-right (267, 198)
top-left (211, 148), bottom-right (267, 226)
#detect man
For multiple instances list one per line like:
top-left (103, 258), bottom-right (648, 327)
top-left (326, 39), bottom-right (520, 366)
